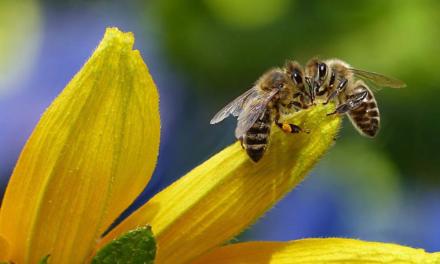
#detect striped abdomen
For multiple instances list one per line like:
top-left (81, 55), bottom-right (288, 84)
top-left (347, 87), bottom-right (380, 137)
top-left (243, 109), bottom-right (272, 162)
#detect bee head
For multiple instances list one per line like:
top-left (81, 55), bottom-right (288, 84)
top-left (305, 58), bottom-right (328, 101)
top-left (304, 59), bottom-right (318, 102)
top-left (285, 60), bottom-right (304, 87)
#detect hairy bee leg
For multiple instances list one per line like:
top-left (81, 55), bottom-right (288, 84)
top-left (275, 118), bottom-right (310, 134)
top-left (276, 122), bottom-right (308, 133)
top-left (324, 78), bottom-right (348, 105)
top-left (286, 101), bottom-right (305, 111)
top-left (327, 90), bottom-right (368, 116)
top-left (286, 93), bottom-right (313, 111)
top-left (274, 111), bottom-right (309, 134)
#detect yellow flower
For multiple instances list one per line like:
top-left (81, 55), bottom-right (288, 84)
top-left (192, 238), bottom-right (440, 264)
top-left (0, 27), bottom-right (160, 263)
top-left (0, 27), bottom-right (437, 264)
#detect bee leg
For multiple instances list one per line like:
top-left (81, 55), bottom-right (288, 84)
top-left (292, 92), bottom-right (302, 99)
top-left (324, 78), bottom-right (348, 105)
top-left (327, 90), bottom-right (368, 115)
top-left (275, 107), bottom-right (310, 134)
top-left (286, 94), bottom-right (312, 111)
top-left (276, 122), bottom-right (302, 133)
top-left (327, 104), bottom-right (350, 116)
top-left (238, 137), bottom-right (244, 149)
top-left (287, 101), bottom-right (305, 111)
top-left (275, 116), bottom-right (310, 134)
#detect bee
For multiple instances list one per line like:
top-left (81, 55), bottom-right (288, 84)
top-left (305, 58), bottom-right (406, 137)
top-left (210, 61), bottom-right (311, 162)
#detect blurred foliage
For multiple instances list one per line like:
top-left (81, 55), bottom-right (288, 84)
top-left (0, 0), bottom-right (41, 95)
top-left (40, 0), bottom-right (111, 6)
top-left (319, 140), bottom-right (402, 233)
top-left (147, 0), bottom-right (440, 183)
top-left (206, 0), bottom-right (290, 30)
top-left (149, 0), bottom-right (392, 95)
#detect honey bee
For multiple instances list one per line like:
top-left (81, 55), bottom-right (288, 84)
top-left (210, 61), bottom-right (311, 162)
top-left (305, 58), bottom-right (406, 137)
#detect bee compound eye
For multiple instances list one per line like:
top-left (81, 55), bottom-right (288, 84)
top-left (318, 63), bottom-right (327, 79)
top-left (292, 70), bottom-right (303, 85)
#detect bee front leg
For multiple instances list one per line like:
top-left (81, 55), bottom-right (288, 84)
top-left (324, 78), bottom-right (348, 105)
top-left (327, 90), bottom-right (368, 115)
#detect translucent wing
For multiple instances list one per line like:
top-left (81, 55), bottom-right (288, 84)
top-left (350, 68), bottom-right (406, 88)
top-left (234, 89), bottom-right (278, 138)
top-left (210, 87), bottom-right (259, 124)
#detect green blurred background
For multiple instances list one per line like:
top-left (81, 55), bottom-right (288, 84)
top-left (1, 0), bottom-right (439, 251)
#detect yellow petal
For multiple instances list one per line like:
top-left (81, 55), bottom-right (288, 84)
top-left (0, 27), bottom-right (160, 263)
top-left (0, 235), bottom-right (10, 261)
top-left (192, 238), bottom-right (440, 264)
top-left (100, 104), bottom-right (341, 263)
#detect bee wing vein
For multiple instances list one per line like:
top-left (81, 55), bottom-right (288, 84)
top-left (234, 89), bottom-right (278, 138)
top-left (210, 87), bottom-right (258, 124)
top-left (349, 68), bottom-right (406, 88)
